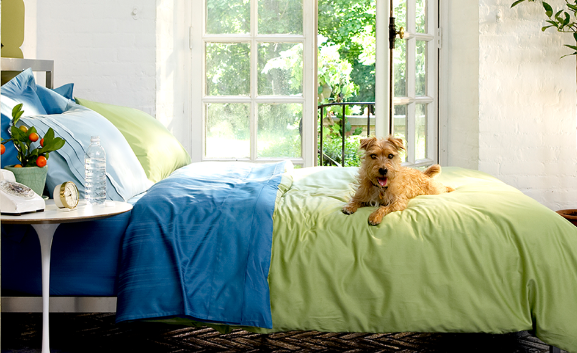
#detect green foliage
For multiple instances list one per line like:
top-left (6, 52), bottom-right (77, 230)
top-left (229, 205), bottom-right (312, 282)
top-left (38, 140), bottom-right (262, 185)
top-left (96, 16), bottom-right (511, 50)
top-left (1, 104), bottom-right (66, 167)
top-left (319, 134), bottom-right (363, 167)
top-left (511, 0), bottom-right (577, 57)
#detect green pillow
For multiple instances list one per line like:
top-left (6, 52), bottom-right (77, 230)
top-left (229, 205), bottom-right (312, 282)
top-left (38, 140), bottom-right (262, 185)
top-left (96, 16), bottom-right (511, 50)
top-left (75, 97), bottom-right (191, 183)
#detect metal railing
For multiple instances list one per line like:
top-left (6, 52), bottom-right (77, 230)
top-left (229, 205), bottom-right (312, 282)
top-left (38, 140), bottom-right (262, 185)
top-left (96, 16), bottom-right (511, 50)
top-left (318, 102), bottom-right (375, 167)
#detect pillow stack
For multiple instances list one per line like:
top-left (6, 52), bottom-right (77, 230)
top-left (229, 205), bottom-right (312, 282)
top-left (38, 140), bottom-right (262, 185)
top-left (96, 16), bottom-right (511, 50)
top-left (1, 68), bottom-right (190, 201)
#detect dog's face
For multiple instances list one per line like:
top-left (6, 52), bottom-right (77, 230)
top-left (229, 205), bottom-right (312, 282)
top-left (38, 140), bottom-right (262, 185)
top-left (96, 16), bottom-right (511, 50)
top-left (359, 136), bottom-right (405, 188)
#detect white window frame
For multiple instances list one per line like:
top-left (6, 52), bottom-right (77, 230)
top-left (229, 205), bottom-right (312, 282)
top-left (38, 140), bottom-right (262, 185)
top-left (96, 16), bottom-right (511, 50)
top-left (191, 0), bottom-right (316, 167)
top-left (391, 0), bottom-right (440, 168)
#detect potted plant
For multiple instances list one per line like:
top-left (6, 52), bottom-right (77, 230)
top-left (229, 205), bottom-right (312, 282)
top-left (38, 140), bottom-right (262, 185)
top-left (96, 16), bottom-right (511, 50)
top-left (1, 103), bottom-right (66, 195)
top-left (511, 0), bottom-right (577, 57)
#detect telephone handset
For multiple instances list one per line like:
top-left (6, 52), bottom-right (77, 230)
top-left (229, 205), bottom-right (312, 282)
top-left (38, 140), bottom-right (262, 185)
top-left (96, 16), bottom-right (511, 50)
top-left (0, 169), bottom-right (45, 215)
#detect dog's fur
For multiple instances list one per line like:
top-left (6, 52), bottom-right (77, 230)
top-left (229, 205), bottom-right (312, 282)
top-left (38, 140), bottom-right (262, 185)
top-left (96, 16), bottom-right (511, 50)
top-left (342, 136), bottom-right (454, 225)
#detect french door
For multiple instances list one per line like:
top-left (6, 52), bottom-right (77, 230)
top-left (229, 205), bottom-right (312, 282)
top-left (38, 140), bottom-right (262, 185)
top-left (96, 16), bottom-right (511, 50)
top-left (191, 0), bottom-right (439, 168)
top-left (191, 0), bottom-right (316, 167)
top-left (390, 0), bottom-right (439, 167)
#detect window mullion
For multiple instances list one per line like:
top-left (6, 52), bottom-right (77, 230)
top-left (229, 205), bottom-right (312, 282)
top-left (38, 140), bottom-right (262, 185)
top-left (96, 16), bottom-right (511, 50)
top-left (250, 0), bottom-right (258, 162)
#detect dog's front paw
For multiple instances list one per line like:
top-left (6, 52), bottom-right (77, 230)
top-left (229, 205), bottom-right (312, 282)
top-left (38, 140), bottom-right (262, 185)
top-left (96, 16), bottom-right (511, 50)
top-left (342, 205), bottom-right (357, 215)
top-left (368, 209), bottom-right (385, 226)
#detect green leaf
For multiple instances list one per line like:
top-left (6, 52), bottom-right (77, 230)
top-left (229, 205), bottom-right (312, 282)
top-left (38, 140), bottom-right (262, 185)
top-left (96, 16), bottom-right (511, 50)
top-left (542, 25), bottom-right (554, 31)
top-left (564, 12), bottom-right (571, 26)
top-left (13, 110), bottom-right (23, 125)
top-left (511, 0), bottom-right (526, 7)
top-left (11, 103), bottom-right (23, 118)
top-left (568, 4), bottom-right (577, 12)
top-left (10, 126), bottom-right (26, 140)
top-left (543, 2), bottom-right (553, 17)
top-left (574, 32), bottom-right (577, 41)
top-left (564, 44), bottom-right (577, 50)
top-left (353, 127), bottom-right (363, 136)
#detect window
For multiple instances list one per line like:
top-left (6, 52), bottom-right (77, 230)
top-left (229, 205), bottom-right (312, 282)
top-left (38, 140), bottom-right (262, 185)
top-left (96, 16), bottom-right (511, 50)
top-left (391, 0), bottom-right (439, 167)
top-left (191, 0), bottom-right (316, 167)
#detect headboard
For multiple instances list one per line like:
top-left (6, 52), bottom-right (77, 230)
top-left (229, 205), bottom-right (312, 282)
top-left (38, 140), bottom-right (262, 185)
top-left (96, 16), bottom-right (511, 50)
top-left (1, 57), bottom-right (54, 88)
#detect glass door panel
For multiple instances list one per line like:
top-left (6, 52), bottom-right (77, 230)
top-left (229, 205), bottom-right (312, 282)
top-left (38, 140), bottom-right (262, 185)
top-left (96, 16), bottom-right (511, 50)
top-left (257, 103), bottom-right (302, 158)
top-left (206, 43), bottom-right (251, 96)
top-left (206, 0), bottom-right (250, 34)
top-left (205, 103), bottom-right (251, 158)
top-left (198, 0), bottom-right (312, 165)
top-left (257, 43), bottom-right (303, 96)
top-left (391, 0), bottom-right (437, 166)
top-left (258, 0), bottom-right (303, 35)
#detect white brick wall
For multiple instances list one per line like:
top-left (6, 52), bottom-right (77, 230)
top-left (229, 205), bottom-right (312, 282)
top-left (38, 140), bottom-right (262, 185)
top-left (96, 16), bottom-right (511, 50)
top-left (478, 0), bottom-right (577, 210)
top-left (22, 0), bottom-right (157, 116)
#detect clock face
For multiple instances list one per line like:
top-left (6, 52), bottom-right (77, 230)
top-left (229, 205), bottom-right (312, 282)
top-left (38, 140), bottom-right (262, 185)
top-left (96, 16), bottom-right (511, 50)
top-left (63, 182), bottom-right (79, 208)
top-left (54, 182), bottom-right (79, 209)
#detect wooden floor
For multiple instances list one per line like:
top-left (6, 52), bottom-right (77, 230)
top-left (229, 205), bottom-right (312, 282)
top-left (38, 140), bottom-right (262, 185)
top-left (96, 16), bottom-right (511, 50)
top-left (1, 313), bottom-right (566, 353)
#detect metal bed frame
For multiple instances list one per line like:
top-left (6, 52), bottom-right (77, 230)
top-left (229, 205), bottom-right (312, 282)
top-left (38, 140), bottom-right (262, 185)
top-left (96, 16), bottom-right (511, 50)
top-left (1, 57), bottom-right (117, 313)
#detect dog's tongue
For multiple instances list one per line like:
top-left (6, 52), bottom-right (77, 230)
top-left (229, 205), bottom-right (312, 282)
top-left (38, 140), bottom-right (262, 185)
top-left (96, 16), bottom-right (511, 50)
top-left (378, 177), bottom-right (387, 187)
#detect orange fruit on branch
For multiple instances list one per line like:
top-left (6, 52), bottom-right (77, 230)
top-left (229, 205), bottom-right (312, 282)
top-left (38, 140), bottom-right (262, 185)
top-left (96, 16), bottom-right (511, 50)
top-left (36, 156), bottom-right (47, 168)
top-left (29, 132), bottom-right (39, 142)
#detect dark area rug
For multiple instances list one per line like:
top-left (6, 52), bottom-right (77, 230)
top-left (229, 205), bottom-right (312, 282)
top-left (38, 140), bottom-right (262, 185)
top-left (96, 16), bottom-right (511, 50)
top-left (1, 313), bottom-right (563, 353)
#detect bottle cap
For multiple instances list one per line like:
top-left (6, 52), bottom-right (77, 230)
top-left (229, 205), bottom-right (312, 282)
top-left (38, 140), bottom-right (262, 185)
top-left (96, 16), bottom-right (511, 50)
top-left (90, 136), bottom-right (100, 142)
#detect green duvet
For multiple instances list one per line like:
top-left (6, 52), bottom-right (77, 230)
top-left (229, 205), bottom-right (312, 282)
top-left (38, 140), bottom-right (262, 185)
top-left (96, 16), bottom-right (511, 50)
top-left (260, 166), bottom-right (577, 352)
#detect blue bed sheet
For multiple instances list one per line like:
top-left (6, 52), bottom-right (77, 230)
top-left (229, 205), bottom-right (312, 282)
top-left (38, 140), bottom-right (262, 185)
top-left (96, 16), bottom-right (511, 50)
top-left (1, 194), bottom-right (142, 296)
top-left (115, 161), bottom-right (286, 329)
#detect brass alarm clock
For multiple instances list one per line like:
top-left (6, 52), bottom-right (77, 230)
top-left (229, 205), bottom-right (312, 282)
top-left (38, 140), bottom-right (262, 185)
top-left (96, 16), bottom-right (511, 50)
top-left (53, 181), bottom-right (79, 209)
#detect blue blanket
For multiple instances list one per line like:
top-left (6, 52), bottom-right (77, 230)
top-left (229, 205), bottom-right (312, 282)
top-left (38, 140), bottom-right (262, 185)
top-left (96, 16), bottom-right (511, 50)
top-left (116, 161), bottom-right (286, 328)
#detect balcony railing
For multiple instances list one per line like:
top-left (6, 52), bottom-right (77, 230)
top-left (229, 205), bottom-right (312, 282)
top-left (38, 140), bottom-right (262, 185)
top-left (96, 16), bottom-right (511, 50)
top-left (318, 102), bottom-right (375, 167)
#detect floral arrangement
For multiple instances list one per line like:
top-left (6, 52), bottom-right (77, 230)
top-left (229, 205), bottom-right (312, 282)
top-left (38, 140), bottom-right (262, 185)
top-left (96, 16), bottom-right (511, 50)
top-left (1, 103), bottom-right (66, 167)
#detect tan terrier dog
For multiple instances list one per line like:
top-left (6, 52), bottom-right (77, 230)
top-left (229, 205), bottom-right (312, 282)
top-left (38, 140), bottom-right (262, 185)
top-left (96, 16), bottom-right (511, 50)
top-left (342, 136), bottom-right (454, 225)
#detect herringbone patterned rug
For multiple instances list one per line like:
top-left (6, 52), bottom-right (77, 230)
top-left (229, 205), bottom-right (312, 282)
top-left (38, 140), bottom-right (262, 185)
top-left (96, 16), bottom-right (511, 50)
top-left (1, 313), bottom-right (564, 353)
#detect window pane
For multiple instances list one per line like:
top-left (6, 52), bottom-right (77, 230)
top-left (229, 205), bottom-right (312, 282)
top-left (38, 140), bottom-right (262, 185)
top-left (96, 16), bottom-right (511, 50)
top-left (393, 104), bottom-right (407, 162)
top-left (393, 0), bottom-right (406, 31)
top-left (205, 103), bottom-right (250, 158)
top-left (258, 43), bottom-right (303, 96)
top-left (416, 40), bottom-right (427, 96)
top-left (393, 38), bottom-right (407, 97)
top-left (416, 0), bottom-right (427, 33)
top-left (258, 103), bottom-right (302, 158)
top-left (206, 43), bottom-right (250, 96)
top-left (258, 0), bottom-right (303, 34)
top-left (415, 103), bottom-right (427, 160)
top-left (206, 0), bottom-right (250, 34)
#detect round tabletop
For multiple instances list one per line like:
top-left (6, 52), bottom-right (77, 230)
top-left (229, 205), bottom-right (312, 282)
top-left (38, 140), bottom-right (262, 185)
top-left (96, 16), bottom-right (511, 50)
top-left (1, 200), bottom-right (133, 225)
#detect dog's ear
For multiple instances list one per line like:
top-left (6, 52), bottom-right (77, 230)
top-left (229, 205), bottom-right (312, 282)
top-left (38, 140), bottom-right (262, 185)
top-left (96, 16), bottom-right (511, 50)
top-left (387, 135), bottom-right (405, 151)
top-left (360, 136), bottom-right (377, 150)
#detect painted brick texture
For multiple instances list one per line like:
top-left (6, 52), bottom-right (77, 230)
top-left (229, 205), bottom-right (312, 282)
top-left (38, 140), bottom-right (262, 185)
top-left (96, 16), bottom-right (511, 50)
top-left (479, 0), bottom-right (577, 210)
top-left (31, 0), bottom-right (157, 116)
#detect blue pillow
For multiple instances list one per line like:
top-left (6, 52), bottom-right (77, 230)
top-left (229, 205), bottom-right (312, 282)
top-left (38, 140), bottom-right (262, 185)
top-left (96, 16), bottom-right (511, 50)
top-left (1, 108), bottom-right (20, 167)
top-left (53, 83), bottom-right (74, 100)
top-left (19, 102), bottom-right (153, 201)
top-left (0, 68), bottom-right (47, 117)
top-left (36, 85), bottom-right (71, 115)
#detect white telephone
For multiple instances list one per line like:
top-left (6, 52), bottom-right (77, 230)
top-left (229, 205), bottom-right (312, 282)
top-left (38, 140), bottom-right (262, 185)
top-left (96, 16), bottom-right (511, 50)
top-left (0, 169), bottom-right (45, 215)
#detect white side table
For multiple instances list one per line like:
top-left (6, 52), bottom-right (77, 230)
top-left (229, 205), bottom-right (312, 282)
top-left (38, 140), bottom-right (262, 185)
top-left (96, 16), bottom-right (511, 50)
top-left (2, 200), bottom-right (133, 353)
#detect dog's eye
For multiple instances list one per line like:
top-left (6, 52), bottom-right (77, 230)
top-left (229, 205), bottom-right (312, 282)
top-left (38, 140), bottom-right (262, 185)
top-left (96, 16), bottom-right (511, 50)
top-left (370, 154), bottom-right (377, 160)
top-left (388, 154), bottom-right (394, 159)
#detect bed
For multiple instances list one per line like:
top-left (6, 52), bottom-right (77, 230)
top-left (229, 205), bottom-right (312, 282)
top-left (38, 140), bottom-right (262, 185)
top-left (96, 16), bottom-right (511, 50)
top-left (2, 59), bottom-right (577, 353)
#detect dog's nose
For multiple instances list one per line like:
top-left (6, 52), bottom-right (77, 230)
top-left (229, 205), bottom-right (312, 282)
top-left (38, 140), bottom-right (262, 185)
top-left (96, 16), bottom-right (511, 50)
top-left (379, 168), bottom-right (388, 175)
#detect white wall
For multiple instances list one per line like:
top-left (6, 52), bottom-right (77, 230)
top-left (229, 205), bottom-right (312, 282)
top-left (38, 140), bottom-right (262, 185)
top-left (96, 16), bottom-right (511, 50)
top-left (442, 1), bottom-right (480, 170)
top-left (479, 0), bottom-right (577, 210)
top-left (22, 0), bottom-right (157, 116)
top-left (445, 0), bottom-right (577, 210)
